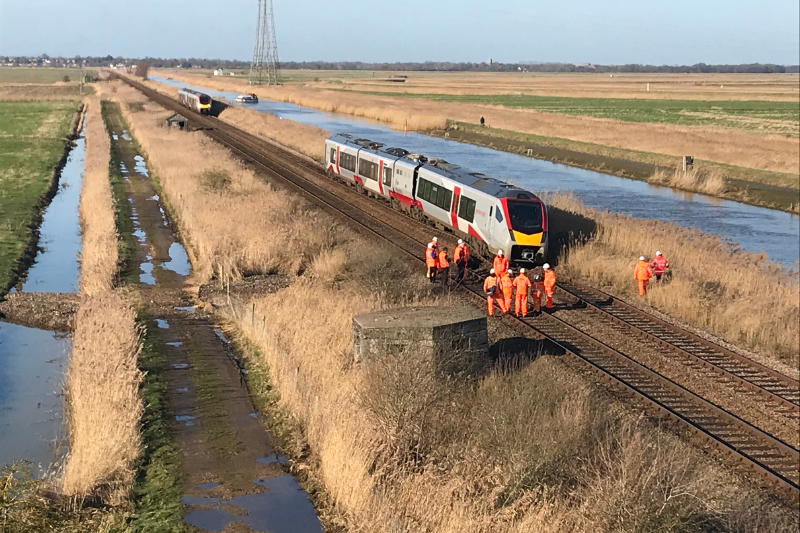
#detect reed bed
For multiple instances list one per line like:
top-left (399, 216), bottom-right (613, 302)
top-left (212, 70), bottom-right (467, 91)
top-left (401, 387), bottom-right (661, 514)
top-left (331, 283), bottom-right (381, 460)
top-left (647, 166), bottom-right (727, 196)
top-left (545, 191), bottom-right (800, 371)
top-left (161, 71), bottom-right (800, 174)
top-left (110, 79), bottom-right (796, 531)
top-left (79, 96), bottom-right (118, 294)
top-left (61, 291), bottom-right (143, 505)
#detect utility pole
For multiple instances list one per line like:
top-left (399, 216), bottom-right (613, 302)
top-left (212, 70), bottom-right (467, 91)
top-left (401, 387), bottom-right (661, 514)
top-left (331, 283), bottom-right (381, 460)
top-left (249, 0), bottom-right (280, 85)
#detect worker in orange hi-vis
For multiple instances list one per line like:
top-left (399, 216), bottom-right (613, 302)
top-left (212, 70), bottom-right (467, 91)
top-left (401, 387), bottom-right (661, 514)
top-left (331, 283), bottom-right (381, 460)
top-left (453, 239), bottom-right (470, 282)
top-left (499, 269), bottom-right (514, 313)
top-left (543, 263), bottom-right (557, 309)
top-left (513, 268), bottom-right (532, 317)
top-left (428, 236), bottom-right (439, 254)
top-left (634, 256), bottom-right (653, 295)
top-left (650, 251), bottom-right (669, 282)
top-left (425, 243), bottom-right (438, 283)
top-left (492, 249), bottom-right (509, 277)
top-left (531, 273), bottom-right (545, 315)
top-left (437, 247), bottom-right (450, 288)
top-left (483, 269), bottom-right (499, 316)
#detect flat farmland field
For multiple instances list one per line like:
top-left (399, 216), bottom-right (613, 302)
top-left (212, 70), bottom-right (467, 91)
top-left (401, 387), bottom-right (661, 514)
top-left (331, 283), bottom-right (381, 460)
top-left (0, 100), bottom-right (77, 290)
top-left (0, 67), bottom-right (96, 84)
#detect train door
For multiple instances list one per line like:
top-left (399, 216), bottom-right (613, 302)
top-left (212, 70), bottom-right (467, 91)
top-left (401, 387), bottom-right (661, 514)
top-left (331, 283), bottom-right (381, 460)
top-left (488, 200), bottom-right (512, 253)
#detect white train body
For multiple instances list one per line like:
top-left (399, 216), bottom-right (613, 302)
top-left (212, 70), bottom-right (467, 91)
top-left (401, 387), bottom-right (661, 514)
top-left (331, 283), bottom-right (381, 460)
top-left (177, 88), bottom-right (212, 115)
top-left (324, 133), bottom-right (548, 264)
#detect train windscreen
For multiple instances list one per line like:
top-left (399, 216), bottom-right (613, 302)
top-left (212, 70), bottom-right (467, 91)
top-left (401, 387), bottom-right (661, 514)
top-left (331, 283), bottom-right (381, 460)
top-left (199, 95), bottom-right (211, 104)
top-left (506, 200), bottom-right (543, 234)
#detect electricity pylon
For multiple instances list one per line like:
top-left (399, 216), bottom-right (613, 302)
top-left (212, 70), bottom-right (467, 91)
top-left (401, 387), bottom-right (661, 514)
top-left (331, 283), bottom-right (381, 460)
top-left (249, 0), bottom-right (280, 85)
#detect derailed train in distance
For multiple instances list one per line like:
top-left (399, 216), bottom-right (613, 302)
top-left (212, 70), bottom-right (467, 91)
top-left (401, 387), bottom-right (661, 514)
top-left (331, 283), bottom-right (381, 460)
top-left (177, 88), bottom-right (212, 115)
top-left (324, 133), bottom-right (548, 265)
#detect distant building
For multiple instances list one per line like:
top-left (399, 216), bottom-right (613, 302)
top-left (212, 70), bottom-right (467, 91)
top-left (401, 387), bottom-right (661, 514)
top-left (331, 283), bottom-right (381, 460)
top-left (487, 58), bottom-right (493, 66)
top-left (214, 68), bottom-right (224, 76)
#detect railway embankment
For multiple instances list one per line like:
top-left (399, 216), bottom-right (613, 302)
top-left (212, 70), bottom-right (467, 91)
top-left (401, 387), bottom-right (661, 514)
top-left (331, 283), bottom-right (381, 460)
top-left (110, 78), bottom-right (798, 531)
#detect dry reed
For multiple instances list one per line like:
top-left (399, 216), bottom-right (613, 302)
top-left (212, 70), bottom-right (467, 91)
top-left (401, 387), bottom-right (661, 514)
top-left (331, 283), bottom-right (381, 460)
top-left (545, 191), bottom-right (800, 371)
top-left (79, 96), bottom-right (118, 294)
top-left (160, 71), bottom-right (800, 174)
top-left (647, 166), bottom-right (727, 196)
top-left (106, 78), bottom-right (796, 531)
top-left (61, 292), bottom-right (143, 504)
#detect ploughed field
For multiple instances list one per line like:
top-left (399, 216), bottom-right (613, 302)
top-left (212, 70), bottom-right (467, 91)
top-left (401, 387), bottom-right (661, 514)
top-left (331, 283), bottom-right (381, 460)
top-left (0, 100), bottom-right (78, 292)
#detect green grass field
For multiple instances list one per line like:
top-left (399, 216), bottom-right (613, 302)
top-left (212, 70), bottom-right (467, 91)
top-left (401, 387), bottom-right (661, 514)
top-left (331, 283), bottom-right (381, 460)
top-left (0, 101), bottom-right (77, 292)
top-left (345, 90), bottom-right (800, 136)
top-left (0, 67), bottom-right (96, 84)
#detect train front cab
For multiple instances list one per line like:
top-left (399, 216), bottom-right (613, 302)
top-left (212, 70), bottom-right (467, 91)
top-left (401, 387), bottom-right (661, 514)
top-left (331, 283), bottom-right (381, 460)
top-left (198, 94), bottom-right (212, 115)
top-left (503, 196), bottom-right (548, 265)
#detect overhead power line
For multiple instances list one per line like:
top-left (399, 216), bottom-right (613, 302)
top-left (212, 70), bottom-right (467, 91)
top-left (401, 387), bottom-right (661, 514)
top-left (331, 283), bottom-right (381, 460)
top-left (249, 0), bottom-right (280, 85)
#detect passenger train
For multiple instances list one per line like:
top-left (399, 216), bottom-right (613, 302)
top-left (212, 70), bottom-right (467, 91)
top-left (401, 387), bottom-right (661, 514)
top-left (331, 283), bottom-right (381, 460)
top-left (325, 133), bottom-right (548, 264)
top-left (177, 88), bottom-right (212, 115)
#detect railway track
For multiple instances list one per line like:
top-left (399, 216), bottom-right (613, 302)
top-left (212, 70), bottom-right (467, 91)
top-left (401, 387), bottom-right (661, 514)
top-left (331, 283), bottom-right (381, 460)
top-left (115, 74), bottom-right (800, 498)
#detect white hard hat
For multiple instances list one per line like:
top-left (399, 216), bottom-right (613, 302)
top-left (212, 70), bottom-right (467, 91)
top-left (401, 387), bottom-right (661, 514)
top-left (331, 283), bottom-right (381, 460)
top-left (497, 249), bottom-right (504, 255)
top-left (543, 263), bottom-right (550, 270)
top-left (432, 237), bottom-right (438, 242)
top-left (457, 239), bottom-right (463, 244)
top-left (427, 243), bottom-right (433, 249)
top-left (489, 268), bottom-right (495, 274)
top-left (520, 268), bottom-right (526, 273)
top-left (656, 251), bottom-right (662, 256)
top-left (507, 269), bottom-right (513, 276)
top-left (639, 256), bottom-right (645, 261)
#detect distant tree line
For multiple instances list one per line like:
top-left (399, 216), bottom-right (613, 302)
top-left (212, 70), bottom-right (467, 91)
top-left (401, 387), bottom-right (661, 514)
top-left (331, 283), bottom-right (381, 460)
top-left (2, 55), bottom-right (797, 74)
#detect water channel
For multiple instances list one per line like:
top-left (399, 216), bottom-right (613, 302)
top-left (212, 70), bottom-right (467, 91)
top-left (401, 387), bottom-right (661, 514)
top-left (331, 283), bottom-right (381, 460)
top-left (152, 75), bottom-right (800, 269)
top-left (0, 118), bottom-right (85, 473)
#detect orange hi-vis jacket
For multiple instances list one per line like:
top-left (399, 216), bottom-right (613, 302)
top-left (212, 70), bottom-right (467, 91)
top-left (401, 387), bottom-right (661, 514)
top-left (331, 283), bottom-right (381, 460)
top-left (483, 274), bottom-right (498, 294)
top-left (544, 270), bottom-right (556, 293)
top-left (532, 279), bottom-right (545, 296)
top-left (651, 256), bottom-right (669, 274)
top-left (513, 273), bottom-right (531, 295)
top-left (425, 248), bottom-right (437, 268)
top-left (634, 260), bottom-right (653, 281)
top-left (454, 244), bottom-right (469, 263)
top-left (438, 250), bottom-right (450, 269)
top-left (500, 273), bottom-right (513, 297)
top-left (493, 255), bottom-right (509, 275)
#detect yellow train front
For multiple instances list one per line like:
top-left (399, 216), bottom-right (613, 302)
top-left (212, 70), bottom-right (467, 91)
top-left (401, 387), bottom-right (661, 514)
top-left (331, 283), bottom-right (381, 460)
top-left (177, 88), bottom-right (212, 115)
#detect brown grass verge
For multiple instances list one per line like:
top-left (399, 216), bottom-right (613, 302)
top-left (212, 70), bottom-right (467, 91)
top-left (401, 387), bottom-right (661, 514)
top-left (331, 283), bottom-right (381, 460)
top-left (158, 70), bottom-right (800, 174)
top-left (79, 96), bottom-right (118, 294)
top-left (61, 291), bottom-right (143, 505)
top-left (109, 78), bottom-right (797, 532)
top-left (546, 192), bottom-right (799, 372)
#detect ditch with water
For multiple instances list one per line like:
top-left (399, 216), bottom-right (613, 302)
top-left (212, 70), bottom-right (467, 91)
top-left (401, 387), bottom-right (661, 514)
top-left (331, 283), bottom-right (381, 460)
top-left (153, 75), bottom-right (800, 269)
top-left (0, 115), bottom-right (85, 474)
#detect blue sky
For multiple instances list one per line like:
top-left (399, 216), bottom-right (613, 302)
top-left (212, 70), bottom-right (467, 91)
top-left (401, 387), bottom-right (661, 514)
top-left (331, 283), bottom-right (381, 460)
top-left (1, 0), bottom-right (798, 64)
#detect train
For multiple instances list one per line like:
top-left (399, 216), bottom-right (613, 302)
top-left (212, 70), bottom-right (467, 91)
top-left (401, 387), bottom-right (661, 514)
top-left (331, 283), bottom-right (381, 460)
top-left (324, 133), bottom-right (548, 265)
top-left (177, 88), bottom-right (212, 115)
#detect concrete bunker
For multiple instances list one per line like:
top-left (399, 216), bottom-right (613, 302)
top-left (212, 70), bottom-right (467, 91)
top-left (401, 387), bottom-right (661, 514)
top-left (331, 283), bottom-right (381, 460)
top-left (352, 306), bottom-right (488, 375)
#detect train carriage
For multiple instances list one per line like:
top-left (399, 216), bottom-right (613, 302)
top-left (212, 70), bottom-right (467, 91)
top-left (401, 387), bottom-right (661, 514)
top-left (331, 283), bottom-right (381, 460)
top-left (325, 134), bottom-right (548, 265)
top-left (177, 88), bottom-right (212, 115)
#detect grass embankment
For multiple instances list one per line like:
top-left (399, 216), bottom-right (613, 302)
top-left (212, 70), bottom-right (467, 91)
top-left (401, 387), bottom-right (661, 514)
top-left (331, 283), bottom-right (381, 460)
top-left (0, 100), bottom-right (78, 294)
top-left (115, 80), bottom-right (797, 532)
top-left (546, 192), bottom-right (800, 372)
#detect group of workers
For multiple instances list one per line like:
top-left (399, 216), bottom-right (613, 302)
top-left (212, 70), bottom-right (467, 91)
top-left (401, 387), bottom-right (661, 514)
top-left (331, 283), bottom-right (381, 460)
top-left (483, 250), bottom-right (556, 317)
top-left (425, 235), bottom-right (670, 314)
top-left (634, 251), bottom-right (670, 295)
top-left (426, 237), bottom-right (470, 286)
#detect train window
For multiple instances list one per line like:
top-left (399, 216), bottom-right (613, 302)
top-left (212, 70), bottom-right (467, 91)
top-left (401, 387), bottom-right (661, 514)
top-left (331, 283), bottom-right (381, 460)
top-left (359, 159), bottom-right (379, 180)
top-left (458, 196), bottom-right (476, 223)
top-left (340, 152), bottom-right (356, 172)
top-left (507, 200), bottom-right (543, 234)
top-left (383, 167), bottom-right (392, 186)
top-left (495, 206), bottom-right (504, 223)
top-left (330, 148), bottom-right (336, 164)
top-left (418, 178), bottom-right (453, 211)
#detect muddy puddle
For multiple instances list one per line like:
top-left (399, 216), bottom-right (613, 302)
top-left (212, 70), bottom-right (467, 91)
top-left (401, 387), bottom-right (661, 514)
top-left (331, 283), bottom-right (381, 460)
top-left (0, 117), bottom-right (86, 472)
top-left (152, 75), bottom-right (800, 268)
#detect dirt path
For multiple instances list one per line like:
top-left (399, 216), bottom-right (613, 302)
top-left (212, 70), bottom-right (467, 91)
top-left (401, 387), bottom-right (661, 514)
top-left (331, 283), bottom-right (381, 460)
top-left (106, 104), bottom-right (324, 532)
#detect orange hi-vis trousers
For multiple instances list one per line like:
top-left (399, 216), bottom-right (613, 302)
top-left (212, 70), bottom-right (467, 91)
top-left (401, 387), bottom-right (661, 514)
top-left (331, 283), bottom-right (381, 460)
top-left (638, 279), bottom-right (648, 295)
top-left (515, 293), bottom-right (528, 317)
top-left (487, 295), bottom-right (497, 316)
top-left (532, 290), bottom-right (543, 312)
top-left (545, 290), bottom-right (554, 309)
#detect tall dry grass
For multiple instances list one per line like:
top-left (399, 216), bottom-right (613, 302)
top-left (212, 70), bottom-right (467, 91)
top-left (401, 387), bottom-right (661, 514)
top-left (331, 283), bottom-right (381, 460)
top-left (61, 292), bottom-right (143, 505)
top-left (545, 192), bottom-right (800, 371)
top-left (79, 96), bottom-right (118, 294)
top-left (218, 104), bottom-right (329, 162)
top-left (160, 71), bottom-right (800, 174)
top-left (647, 166), bottom-right (727, 196)
top-left (106, 78), bottom-right (796, 531)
